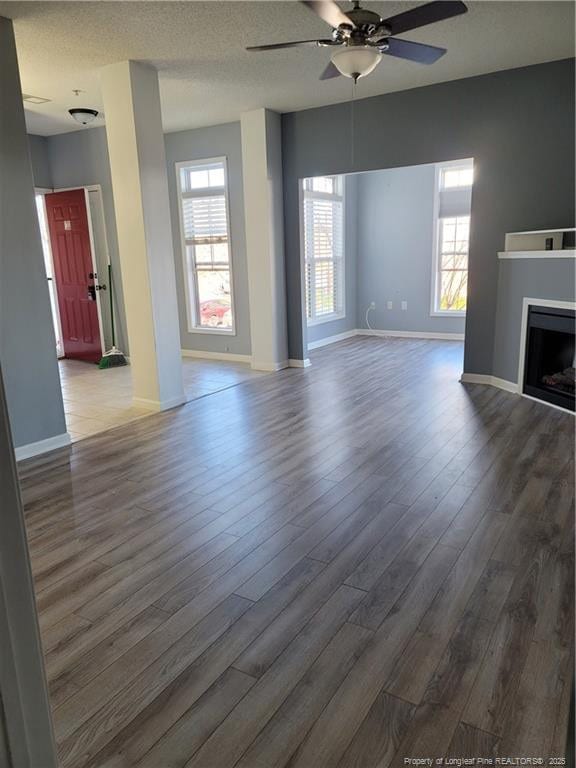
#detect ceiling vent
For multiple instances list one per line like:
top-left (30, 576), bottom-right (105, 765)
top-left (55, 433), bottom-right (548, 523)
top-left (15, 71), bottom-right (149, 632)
top-left (22, 93), bottom-right (51, 104)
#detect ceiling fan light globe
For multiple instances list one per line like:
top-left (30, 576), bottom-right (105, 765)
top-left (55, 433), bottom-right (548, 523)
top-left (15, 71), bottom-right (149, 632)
top-left (331, 45), bottom-right (381, 78)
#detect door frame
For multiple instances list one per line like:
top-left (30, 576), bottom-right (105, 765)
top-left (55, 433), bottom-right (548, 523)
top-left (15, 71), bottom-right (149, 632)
top-left (35, 187), bottom-right (65, 358)
top-left (46, 185), bottom-right (108, 358)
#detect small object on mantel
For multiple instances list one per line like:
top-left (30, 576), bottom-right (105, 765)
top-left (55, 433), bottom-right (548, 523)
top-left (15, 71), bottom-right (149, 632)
top-left (504, 227), bottom-right (575, 253)
top-left (499, 227), bottom-right (576, 259)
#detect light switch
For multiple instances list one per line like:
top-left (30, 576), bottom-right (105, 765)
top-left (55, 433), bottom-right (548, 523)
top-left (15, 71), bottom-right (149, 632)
top-left (387, 301), bottom-right (393, 310)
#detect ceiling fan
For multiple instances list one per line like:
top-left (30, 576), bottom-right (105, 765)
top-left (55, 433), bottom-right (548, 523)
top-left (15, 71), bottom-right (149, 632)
top-left (247, 0), bottom-right (467, 82)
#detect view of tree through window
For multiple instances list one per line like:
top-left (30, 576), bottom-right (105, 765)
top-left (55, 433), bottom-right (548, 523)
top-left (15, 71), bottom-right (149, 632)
top-left (434, 161), bottom-right (473, 313)
top-left (438, 215), bottom-right (469, 311)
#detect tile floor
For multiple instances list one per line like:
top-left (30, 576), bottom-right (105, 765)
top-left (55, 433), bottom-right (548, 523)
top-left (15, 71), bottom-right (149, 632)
top-left (59, 357), bottom-right (267, 442)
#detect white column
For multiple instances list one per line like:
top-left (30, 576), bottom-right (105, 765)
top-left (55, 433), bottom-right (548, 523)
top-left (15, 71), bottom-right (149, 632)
top-left (0, 16), bottom-right (68, 454)
top-left (240, 109), bottom-right (289, 371)
top-left (101, 61), bottom-right (184, 410)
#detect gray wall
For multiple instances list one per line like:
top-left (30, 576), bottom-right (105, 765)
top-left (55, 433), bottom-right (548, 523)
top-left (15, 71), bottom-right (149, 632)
top-left (282, 58), bottom-right (576, 375)
top-left (165, 122), bottom-right (252, 356)
top-left (355, 164), bottom-right (465, 335)
top-left (35, 121), bottom-right (252, 357)
top-left (28, 58), bottom-right (575, 378)
top-left (493, 258), bottom-right (576, 383)
top-left (28, 134), bottom-right (52, 189)
top-left (0, 17), bottom-right (67, 448)
top-left (29, 132), bottom-right (119, 352)
top-left (306, 174), bottom-right (358, 345)
top-left (0, 366), bottom-right (58, 767)
top-left (47, 127), bottom-right (129, 353)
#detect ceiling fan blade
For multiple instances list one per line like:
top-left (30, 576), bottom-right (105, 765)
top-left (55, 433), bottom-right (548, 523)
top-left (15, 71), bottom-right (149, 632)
top-left (381, 1), bottom-right (467, 36)
top-left (246, 39), bottom-right (328, 51)
top-left (301, 0), bottom-right (355, 29)
top-left (383, 37), bottom-right (447, 64)
top-left (320, 61), bottom-right (341, 80)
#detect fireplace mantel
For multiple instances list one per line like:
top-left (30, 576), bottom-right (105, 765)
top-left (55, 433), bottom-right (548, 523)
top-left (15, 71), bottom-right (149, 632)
top-left (461, 244), bottom-right (575, 406)
top-left (498, 226), bottom-right (575, 260)
top-left (498, 250), bottom-right (575, 259)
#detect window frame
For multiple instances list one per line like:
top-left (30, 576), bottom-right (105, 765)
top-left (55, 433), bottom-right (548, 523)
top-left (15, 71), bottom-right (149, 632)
top-left (430, 159), bottom-right (473, 317)
top-left (175, 156), bottom-right (236, 335)
top-left (300, 175), bottom-right (346, 327)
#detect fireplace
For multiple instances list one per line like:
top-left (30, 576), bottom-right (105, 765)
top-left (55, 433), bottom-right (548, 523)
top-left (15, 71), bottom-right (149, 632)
top-left (523, 304), bottom-right (575, 411)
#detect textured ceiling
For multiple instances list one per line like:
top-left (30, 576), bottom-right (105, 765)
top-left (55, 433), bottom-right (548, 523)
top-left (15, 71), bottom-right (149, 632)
top-left (1, 0), bottom-right (574, 136)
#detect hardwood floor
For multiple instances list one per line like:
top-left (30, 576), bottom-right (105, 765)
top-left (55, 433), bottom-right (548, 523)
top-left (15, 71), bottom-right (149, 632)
top-left (18, 337), bottom-right (574, 768)
top-left (59, 357), bottom-right (267, 442)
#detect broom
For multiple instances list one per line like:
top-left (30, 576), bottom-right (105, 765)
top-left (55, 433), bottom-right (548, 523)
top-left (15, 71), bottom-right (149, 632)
top-left (98, 263), bottom-right (127, 369)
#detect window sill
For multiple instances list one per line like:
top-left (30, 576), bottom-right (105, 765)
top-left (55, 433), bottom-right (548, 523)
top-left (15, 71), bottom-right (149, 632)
top-left (307, 313), bottom-right (345, 328)
top-left (187, 327), bottom-right (236, 336)
top-left (430, 310), bottom-right (467, 317)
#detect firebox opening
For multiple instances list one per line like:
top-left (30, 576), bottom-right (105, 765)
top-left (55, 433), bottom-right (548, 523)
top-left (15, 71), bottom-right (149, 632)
top-left (523, 305), bottom-right (575, 412)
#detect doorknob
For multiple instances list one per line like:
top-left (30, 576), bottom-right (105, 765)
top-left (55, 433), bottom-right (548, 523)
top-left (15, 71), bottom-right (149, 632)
top-left (88, 285), bottom-right (96, 301)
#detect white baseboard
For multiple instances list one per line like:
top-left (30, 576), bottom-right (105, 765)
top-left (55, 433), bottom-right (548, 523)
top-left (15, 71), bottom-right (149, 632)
top-left (460, 373), bottom-right (492, 386)
top-left (356, 328), bottom-right (465, 341)
top-left (132, 395), bottom-right (187, 412)
top-left (181, 349), bottom-right (305, 371)
top-left (181, 349), bottom-right (252, 364)
top-left (252, 359), bottom-right (310, 370)
top-left (251, 360), bottom-right (289, 372)
top-left (461, 373), bottom-right (575, 413)
top-left (15, 431), bottom-right (71, 461)
top-left (491, 376), bottom-right (519, 393)
top-left (460, 373), bottom-right (519, 393)
top-left (307, 328), bottom-right (464, 352)
top-left (307, 330), bottom-right (357, 350)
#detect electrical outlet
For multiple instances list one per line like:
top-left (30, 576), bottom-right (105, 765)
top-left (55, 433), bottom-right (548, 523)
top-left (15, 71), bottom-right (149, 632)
top-left (386, 301), bottom-right (393, 310)
top-left (369, 301), bottom-right (376, 310)
top-left (401, 301), bottom-right (408, 311)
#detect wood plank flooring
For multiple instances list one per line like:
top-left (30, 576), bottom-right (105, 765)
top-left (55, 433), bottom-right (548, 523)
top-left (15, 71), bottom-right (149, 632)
top-left (18, 337), bottom-right (574, 768)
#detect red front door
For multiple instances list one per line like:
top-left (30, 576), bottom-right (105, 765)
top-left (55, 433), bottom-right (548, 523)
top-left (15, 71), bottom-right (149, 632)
top-left (45, 190), bottom-right (102, 363)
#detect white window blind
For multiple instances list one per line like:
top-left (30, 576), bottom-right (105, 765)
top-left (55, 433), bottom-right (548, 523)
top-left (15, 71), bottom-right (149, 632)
top-left (302, 176), bottom-right (345, 324)
top-left (177, 159), bottom-right (235, 333)
top-left (432, 161), bottom-right (473, 314)
top-left (182, 196), bottom-right (227, 249)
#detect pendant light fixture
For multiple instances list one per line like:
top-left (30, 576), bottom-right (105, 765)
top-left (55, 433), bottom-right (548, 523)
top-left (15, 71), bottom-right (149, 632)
top-left (68, 89), bottom-right (99, 126)
top-left (68, 108), bottom-right (99, 125)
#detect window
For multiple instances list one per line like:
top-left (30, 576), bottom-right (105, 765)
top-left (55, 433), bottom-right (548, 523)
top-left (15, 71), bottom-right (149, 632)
top-left (176, 158), bottom-right (234, 333)
top-left (441, 166), bottom-right (474, 189)
top-left (302, 175), bottom-right (345, 324)
top-left (437, 215), bottom-right (469, 312)
top-left (432, 160), bottom-right (473, 315)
